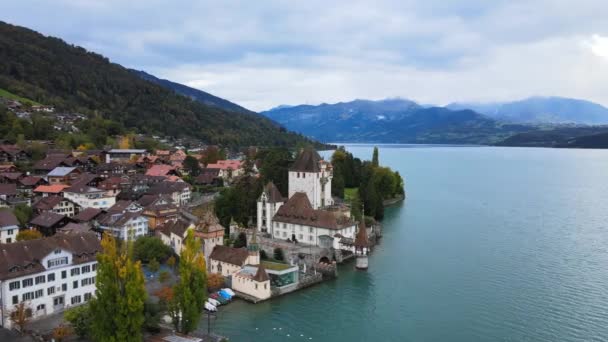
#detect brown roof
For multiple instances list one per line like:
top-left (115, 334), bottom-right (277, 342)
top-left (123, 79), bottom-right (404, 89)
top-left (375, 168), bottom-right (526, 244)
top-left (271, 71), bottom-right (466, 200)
top-left (0, 210), bottom-right (19, 228)
top-left (0, 172), bottom-right (23, 181)
top-left (33, 156), bottom-right (66, 171)
top-left (262, 182), bottom-right (285, 203)
top-left (290, 148), bottom-right (321, 172)
top-left (58, 223), bottom-right (90, 234)
top-left (253, 264), bottom-right (270, 282)
top-left (0, 232), bottom-right (100, 280)
top-left (0, 183), bottom-right (17, 196)
top-left (147, 181), bottom-right (190, 195)
top-left (209, 245), bottom-right (249, 266)
top-left (19, 176), bottom-right (45, 187)
top-left (72, 207), bottom-right (103, 222)
top-left (96, 210), bottom-right (143, 227)
top-left (30, 211), bottom-right (66, 228)
top-left (106, 200), bottom-right (134, 214)
top-left (273, 193), bottom-right (355, 230)
top-left (33, 196), bottom-right (65, 211)
top-left (157, 219), bottom-right (190, 237)
top-left (354, 221), bottom-right (369, 248)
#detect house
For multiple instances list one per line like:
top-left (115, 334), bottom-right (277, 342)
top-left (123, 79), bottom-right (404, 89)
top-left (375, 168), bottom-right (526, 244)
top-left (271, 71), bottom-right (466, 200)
top-left (0, 172), bottom-right (24, 184)
top-left (29, 212), bottom-right (70, 236)
top-left (47, 167), bottom-right (82, 185)
top-left (33, 197), bottom-right (81, 218)
top-left (209, 245), bottom-right (256, 277)
top-left (0, 164), bottom-right (18, 173)
top-left (205, 160), bottom-right (243, 181)
top-left (256, 182), bottom-right (285, 234)
top-left (136, 155), bottom-right (162, 169)
top-left (104, 149), bottom-right (147, 163)
top-left (0, 210), bottom-right (20, 243)
top-left (156, 219), bottom-right (193, 255)
top-left (63, 185), bottom-right (116, 210)
top-left (0, 232), bottom-right (100, 329)
top-left (232, 265), bottom-right (271, 301)
top-left (139, 195), bottom-right (179, 230)
top-left (271, 192), bottom-right (357, 246)
top-left (72, 207), bottom-right (103, 225)
top-left (18, 176), bottom-right (47, 196)
top-left (146, 182), bottom-right (191, 207)
top-left (0, 145), bottom-right (29, 163)
top-left (32, 157), bottom-right (68, 176)
top-left (193, 168), bottom-right (222, 187)
top-left (56, 223), bottom-right (91, 235)
top-left (145, 165), bottom-right (179, 178)
top-left (0, 184), bottom-right (29, 208)
top-left (95, 203), bottom-right (149, 241)
top-left (169, 149), bottom-right (187, 163)
top-left (33, 184), bottom-right (70, 198)
top-left (95, 162), bottom-right (137, 177)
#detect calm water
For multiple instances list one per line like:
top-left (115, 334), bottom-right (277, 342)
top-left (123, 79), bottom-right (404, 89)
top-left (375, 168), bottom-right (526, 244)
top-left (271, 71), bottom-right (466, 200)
top-left (204, 145), bottom-right (608, 341)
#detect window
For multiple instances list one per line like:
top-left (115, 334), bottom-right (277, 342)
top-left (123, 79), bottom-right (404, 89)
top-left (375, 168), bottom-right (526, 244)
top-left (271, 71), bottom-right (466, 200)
top-left (82, 277), bottom-right (95, 286)
top-left (48, 257), bottom-right (68, 268)
top-left (7, 229), bottom-right (13, 235)
top-left (298, 234), bottom-right (303, 240)
top-left (81, 265), bottom-right (91, 274)
top-left (47, 273), bottom-right (55, 282)
top-left (22, 278), bottom-right (33, 288)
top-left (35, 289), bottom-right (43, 298)
top-left (92, 263), bottom-right (97, 271)
top-left (9, 281), bottom-right (20, 291)
top-left (35, 275), bottom-right (46, 284)
top-left (84, 293), bottom-right (92, 302)
top-left (54, 297), bottom-right (64, 306)
top-left (48, 287), bottom-right (55, 295)
top-left (255, 283), bottom-right (258, 290)
top-left (61, 283), bottom-right (67, 291)
top-left (36, 304), bottom-right (46, 311)
top-left (22, 292), bottom-right (34, 301)
top-left (73, 281), bottom-right (78, 289)
top-left (61, 270), bottom-right (67, 279)
top-left (309, 236), bottom-right (313, 241)
top-left (71, 268), bottom-right (80, 276)
top-left (6, 238), bottom-right (11, 243)
top-left (264, 283), bottom-right (267, 289)
top-left (71, 296), bottom-right (82, 305)
top-left (12, 295), bottom-right (18, 305)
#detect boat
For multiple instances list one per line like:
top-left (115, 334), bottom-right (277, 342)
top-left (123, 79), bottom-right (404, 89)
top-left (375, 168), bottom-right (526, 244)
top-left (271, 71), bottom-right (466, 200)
top-left (208, 298), bottom-right (221, 307)
top-left (222, 288), bottom-right (236, 296)
top-left (204, 302), bottom-right (217, 312)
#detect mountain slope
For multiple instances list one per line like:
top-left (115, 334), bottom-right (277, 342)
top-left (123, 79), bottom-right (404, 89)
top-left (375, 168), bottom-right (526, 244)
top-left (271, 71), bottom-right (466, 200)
top-left (0, 21), bottom-right (317, 148)
top-left (131, 70), bottom-right (254, 115)
top-left (262, 99), bottom-right (531, 144)
top-left (447, 97), bottom-right (608, 125)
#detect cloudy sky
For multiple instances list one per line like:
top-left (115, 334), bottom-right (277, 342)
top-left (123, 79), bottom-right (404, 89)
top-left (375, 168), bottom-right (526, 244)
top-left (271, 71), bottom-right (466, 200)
top-left (2, 0), bottom-right (608, 111)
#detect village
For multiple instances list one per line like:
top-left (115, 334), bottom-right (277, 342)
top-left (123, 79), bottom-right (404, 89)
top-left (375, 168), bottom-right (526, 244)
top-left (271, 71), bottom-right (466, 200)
top-left (0, 130), bottom-right (390, 340)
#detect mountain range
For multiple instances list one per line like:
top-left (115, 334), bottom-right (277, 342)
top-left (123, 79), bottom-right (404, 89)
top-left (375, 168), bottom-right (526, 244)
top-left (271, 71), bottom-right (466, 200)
top-left (0, 21), bottom-right (319, 148)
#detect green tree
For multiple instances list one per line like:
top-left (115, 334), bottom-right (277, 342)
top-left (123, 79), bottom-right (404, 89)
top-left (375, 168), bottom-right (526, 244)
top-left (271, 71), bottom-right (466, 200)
top-left (13, 204), bottom-right (33, 228)
top-left (166, 255), bottom-right (176, 271)
top-left (372, 146), bottom-right (379, 167)
top-left (233, 232), bottom-right (248, 248)
top-left (64, 304), bottom-right (92, 339)
top-left (183, 155), bottom-right (201, 177)
top-left (173, 230), bottom-right (207, 334)
top-left (132, 236), bottom-right (173, 263)
top-left (273, 247), bottom-right (285, 261)
top-left (149, 258), bottom-right (160, 273)
top-left (90, 233), bottom-right (146, 342)
top-left (260, 249), bottom-right (268, 260)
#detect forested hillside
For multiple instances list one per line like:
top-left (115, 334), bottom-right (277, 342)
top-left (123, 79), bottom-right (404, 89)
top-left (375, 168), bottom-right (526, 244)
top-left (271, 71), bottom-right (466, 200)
top-left (0, 21), bottom-right (318, 148)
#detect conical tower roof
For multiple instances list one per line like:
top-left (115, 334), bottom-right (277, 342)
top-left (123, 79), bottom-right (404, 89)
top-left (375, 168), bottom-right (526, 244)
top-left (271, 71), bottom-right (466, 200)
top-left (253, 264), bottom-right (270, 282)
top-left (354, 220), bottom-right (369, 248)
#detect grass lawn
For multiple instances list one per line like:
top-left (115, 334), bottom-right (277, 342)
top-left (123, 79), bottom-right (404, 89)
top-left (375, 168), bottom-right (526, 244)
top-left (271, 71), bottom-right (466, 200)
top-left (261, 260), bottom-right (293, 271)
top-left (0, 88), bottom-right (41, 106)
top-left (344, 187), bottom-right (359, 203)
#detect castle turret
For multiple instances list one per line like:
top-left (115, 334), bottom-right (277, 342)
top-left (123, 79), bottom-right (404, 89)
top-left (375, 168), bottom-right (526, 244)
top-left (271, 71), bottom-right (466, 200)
top-left (247, 227), bottom-right (260, 265)
top-left (354, 220), bottom-right (370, 270)
top-left (288, 148), bottom-right (333, 209)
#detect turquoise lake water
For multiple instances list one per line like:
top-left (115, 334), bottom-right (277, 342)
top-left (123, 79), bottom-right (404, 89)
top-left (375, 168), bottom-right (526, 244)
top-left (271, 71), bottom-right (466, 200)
top-left (204, 145), bottom-right (608, 341)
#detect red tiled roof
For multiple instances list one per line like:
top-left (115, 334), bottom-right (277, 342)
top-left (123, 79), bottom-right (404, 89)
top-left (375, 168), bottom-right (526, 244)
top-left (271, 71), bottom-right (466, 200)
top-left (34, 184), bottom-right (69, 194)
top-left (206, 160), bottom-right (242, 170)
top-left (145, 165), bottom-right (176, 177)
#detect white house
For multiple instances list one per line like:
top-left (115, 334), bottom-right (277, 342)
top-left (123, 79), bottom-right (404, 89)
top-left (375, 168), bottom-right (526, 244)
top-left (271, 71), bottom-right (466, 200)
top-left (288, 149), bottom-right (333, 209)
top-left (105, 149), bottom-right (147, 163)
top-left (146, 182), bottom-right (191, 207)
top-left (209, 246), bottom-right (256, 277)
top-left (95, 203), bottom-right (149, 241)
top-left (0, 232), bottom-right (100, 328)
top-left (272, 192), bottom-right (356, 246)
top-left (232, 265), bottom-right (271, 301)
top-left (0, 210), bottom-right (19, 244)
top-left (157, 219), bottom-right (194, 255)
top-left (63, 185), bottom-right (116, 210)
top-left (256, 182), bottom-right (285, 235)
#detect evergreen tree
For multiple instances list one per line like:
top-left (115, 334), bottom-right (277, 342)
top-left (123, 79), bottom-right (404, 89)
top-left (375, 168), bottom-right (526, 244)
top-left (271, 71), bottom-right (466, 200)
top-left (233, 232), bottom-right (248, 248)
top-left (173, 231), bottom-right (207, 334)
top-left (183, 155), bottom-right (201, 177)
top-left (90, 233), bottom-right (146, 342)
top-left (372, 146), bottom-right (379, 167)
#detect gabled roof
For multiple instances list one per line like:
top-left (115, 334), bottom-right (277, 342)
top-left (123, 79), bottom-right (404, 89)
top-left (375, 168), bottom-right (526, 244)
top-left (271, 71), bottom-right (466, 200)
top-left (209, 245), bottom-right (249, 266)
top-left (157, 219), bottom-right (191, 238)
top-left (147, 181), bottom-right (190, 195)
top-left (33, 156), bottom-right (67, 171)
top-left (261, 182), bottom-right (285, 203)
top-left (0, 183), bottom-right (17, 196)
top-left (0, 172), bottom-right (23, 181)
top-left (33, 196), bottom-right (67, 211)
top-left (34, 184), bottom-right (69, 194)
top-left (30, 211), bottom-right (66, 228)
top-left (19, 176), bottom-right (45, 187)
top-left (0, 232), bottom-right (100, 280)
top-left (72, 207), bottom-right (103, 222)
top-left (0, 210), bottom-right (19, 228)
top-left (47, 166), bottom-right (79, 177)
top-left (145, 164), bottom-right (177, 177)
top-left (273, 192), bottom-right (355, 230)
top-left (290, 148), bottom-right (322, 172)
top-left (206, 160), bottom-right (242, 170)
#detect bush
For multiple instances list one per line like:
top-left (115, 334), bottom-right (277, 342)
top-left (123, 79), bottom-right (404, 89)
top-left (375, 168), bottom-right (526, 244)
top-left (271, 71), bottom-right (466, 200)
top-left (143, 301), bottom-right (162, 333)
top-left (16, 229), bottom-right (42, 241)
top-left (133, 236), bottom-right (173, 263)
top-left (159, 270), bottom-right (170, 283)
top-left (207, 273), bottom-right (225, 291)
top-left (149, 258), bottom-right (160, 273)
top-left (64, 304), bottom-right (92, 339)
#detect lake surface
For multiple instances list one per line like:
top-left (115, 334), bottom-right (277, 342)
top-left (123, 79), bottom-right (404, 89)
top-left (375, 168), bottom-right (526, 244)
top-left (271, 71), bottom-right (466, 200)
top-left (204, 145), bottom-right (608, 341)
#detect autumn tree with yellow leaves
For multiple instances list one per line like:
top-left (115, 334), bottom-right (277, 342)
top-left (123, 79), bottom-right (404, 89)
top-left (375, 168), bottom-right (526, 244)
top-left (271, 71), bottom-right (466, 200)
top-left (90, 233), bottom-right (146, 342)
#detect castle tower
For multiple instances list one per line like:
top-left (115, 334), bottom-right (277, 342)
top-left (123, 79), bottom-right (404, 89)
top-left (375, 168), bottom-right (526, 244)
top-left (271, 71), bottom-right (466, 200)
top-left (354, 220), bottom-right (370, 270)
top-left (256, 181), bottom-right (285, 235)
top-left (247, 227), bottom-right (260, 266)
top-left (288, 148), bottom-right (333, 209)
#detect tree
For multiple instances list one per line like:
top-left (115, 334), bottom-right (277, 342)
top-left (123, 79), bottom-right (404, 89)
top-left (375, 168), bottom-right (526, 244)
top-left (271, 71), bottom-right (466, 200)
top-left (143, 301), bottom-right (162, 333)
top-left (149, 258), bottom-right (160, 273)
top-left (155, 286), bottom-right (179, 332)
top-left (173, 230), bottom-right (207, 334)
top-left (260, 249), bottom-right (268, 260)
top-left (133, 236), bottom-right (173, 263)
top-left (233, 232), bottom-right (247, 248)
top-left (183, 155), bottom-right (201, 177)
top-left (207, 273), bottom-right (225, 291)
top-left (52, 324), bottom-right (72, 342)
top-left (10, 302), bottom-right (31, 334)
top-left (257, 147), bottom-right (292, 195)
top-left (273, 247), bottom-right (285, 261)
top-left (166, 255), bottom-right (176, 271)
top-left (159, 270), bottom-right (170, 283)
top-left (16, 229), bottom-right (42, 241)
top-left (13, 204), bottom-right (33, 228)
top-left (64, 304), bottom-right (92, 339)
top-left (90, 233), bottom-right (146, 342)
top-left (372, 146), bottom-right (379, 167)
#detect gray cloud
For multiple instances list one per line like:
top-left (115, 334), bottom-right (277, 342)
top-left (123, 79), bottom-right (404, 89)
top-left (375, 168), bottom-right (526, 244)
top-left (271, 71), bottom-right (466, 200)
top-left (2, 0), bottom-right (608, 110)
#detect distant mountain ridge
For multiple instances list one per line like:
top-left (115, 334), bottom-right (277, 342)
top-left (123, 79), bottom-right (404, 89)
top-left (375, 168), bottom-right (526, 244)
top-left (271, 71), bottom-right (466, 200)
top-left (447, 97), bottom-right (608, 125)
top-left (131, 70), bottom-right (254, 115)
top-left (261, 98), bottom-right (530, 144)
